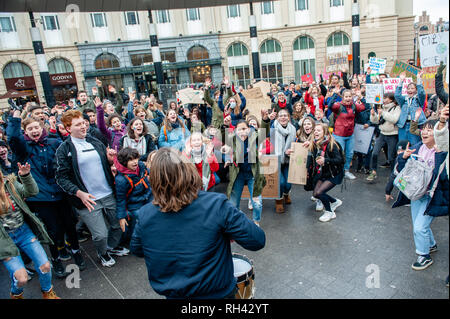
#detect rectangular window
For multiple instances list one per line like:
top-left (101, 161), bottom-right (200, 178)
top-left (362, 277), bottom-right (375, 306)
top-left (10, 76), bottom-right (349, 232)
top-left (124, 12), bottom-right (139, 25)
top-left (261, 62), bottom-right (282, 83)
top-left (294, 59), bottom-right (316, 83)
top-left (295, 0), bottom-right (308, 11)
top-left (156, 10), bottom-right (170, 24)
top-left (229, 66), bottom-right (250, 87)
top-left (43, 15), bottom-right (60, 30)
top-left (91, 13), bottom-right (107, 28)
top-left (0, 16), bottom-right (16, 32)
top-left (330, 0), bottom-right (344, 7)
top-left (261, 1), bottom-right (274, 15)
top-left (227, 5), bottom-right (241, 18)
top-left (186, 8), bottom-right (200, 21)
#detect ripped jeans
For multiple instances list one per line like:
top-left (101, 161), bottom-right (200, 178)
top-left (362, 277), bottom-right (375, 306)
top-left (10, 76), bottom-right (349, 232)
top-left (2, 223), bottom-right (52, 295)
top-left (230, 170), bottom-right (263, 222)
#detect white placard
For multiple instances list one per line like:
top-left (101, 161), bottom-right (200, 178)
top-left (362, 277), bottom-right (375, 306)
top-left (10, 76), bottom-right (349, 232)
top-left (419, 31), bottom-right (449, 67)
top-left (383, 78), bottom-right (413, 96)
top-left (369, 57), bottom-right (387, 74)
top-left (353, 124), bottom-right (375, 155)
top-left (365, 84), bottom-right (384, 104)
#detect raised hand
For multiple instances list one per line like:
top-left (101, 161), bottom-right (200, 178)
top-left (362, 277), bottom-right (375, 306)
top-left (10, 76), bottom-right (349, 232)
top-left (17, 162), bottom-right (31, 176)
top-left (399, 71), bottom-right (407, 82)
top-left (94, 96), bottom-right (102, 108)
top-left (95, 77), bottom-right (102, 87)
top-left (402, 142), bottom-right (416, 159)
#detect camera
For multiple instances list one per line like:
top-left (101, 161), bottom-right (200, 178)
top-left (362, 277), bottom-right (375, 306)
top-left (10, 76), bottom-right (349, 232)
top-left (8, 98), bottom-right (22, 112)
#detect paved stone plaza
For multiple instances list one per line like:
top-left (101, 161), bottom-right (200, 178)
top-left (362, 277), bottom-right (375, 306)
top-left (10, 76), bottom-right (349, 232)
top-left (0, 166), bottom-right (448, 299)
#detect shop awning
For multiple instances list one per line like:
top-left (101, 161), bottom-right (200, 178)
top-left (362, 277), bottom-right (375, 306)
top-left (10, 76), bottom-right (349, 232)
top-left (0, 90), bottom-right (29, 99)
top-left (0, 0), bottom-right (269, 12)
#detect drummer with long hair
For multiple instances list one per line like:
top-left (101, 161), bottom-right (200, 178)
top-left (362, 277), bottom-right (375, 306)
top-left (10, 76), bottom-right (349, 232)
top-left (130, 148), bottom-right (265, 299)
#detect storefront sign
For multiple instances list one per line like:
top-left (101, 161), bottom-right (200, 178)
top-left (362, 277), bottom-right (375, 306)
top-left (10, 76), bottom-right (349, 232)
top-left (50, 72), bottom-right (77, 86)
top-left (4, 76), bottom-right (36, 91)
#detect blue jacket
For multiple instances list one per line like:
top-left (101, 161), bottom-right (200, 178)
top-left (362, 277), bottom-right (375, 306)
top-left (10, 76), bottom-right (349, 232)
top-left (158, 122), bottom-right (190, 152)
top-left (130, 191), bottom-right (265, 299)
top-left (6, 117), bottom-right (63, 202)
top-left (114, 161), bottom-right (152, 220)
top-left (218, 92), bottom-right (247, 127)
top-left (393, 142), bottom-right (449, 217)
top-left (395, 82), bottom-right (426, 129)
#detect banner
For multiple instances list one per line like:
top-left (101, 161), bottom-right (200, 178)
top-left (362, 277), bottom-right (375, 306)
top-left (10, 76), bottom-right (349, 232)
top-left (301, 73), bottom-right (314, 84)
top-left (383, 78), bottom-right (413, 96)
top-left (368, 57), bottom-right (387, 74)
top-left (390, 60), bottom-right (421, 82)
top-left (365, 84), bottom-right (384, 104)
top-left (242, 155), bottom-right (280, 199)
top-left (419, 31), bottom-right (449, 68)
top-left (177, 88), bottom-right (205, 105)
top-left (287, 143), bottom-right (309, 185)
top-left (353, 124), bottom-right (375, 155)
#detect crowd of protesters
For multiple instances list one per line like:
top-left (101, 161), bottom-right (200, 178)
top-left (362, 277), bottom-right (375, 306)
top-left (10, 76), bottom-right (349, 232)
top-left (0, 61), bottom-right (448, 299)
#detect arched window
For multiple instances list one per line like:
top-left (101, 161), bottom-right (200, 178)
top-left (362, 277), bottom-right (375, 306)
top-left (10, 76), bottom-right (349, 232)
top-left (48, 58), bottom-right (74, 74)
top-left (260, 39), bottom-right (282, 83)
top-left (326, 31), bottom-right (350, 56)
top-left (227, 42), bottom-right (250, 87)
top-left (419, 25), bottom-right (429, 32)
top-left (3, 61), bottom-right (32, 79)
top-left (293, 36), bottom-right (316, 82)
top-left (95, 53), bottom-right (120, 70)
top-left (187, 45), bottom-right (209, 61)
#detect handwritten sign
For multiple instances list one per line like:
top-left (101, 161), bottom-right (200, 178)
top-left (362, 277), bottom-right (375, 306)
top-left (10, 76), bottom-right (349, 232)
top-left (326, 55), bottom-right (349, 73)
top-left (244, 99), bottom-right (272, 121)
top-left (242, 87), bottom-right (264, 100)
top-left (365, 84), bottom-right (384, 104)
top-left (242, 155), bottom-right (280, 199)
top-left (390, 60), bottom-right (421, 82)
top-left (369, 57), bottom-right (387, 74)
top-left (383, 78), bottom-right (413, 96)
top-left (353, 124), bottom-right (375, 155)
top-left (177, 88), bottom-right (205, 105)
top-left (287, 143), bottom-right (309, 185)
top-left (252, 81), bottom-right (272, 97)
top-left (419, 32), bottom-right (449, 68)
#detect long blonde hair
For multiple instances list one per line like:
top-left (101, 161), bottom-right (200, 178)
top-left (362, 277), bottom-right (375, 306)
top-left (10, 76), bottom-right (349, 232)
top-left (0, 170), bottom-right (20, 215)
top-left (309, 123), bottom-right (338, 153)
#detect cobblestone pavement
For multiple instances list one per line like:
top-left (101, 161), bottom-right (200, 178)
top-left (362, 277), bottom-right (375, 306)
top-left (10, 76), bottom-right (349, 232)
top-left (1, 166), bottom-right (448, 299)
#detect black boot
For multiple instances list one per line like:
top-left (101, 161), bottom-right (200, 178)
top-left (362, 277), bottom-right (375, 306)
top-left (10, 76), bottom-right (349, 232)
top-left (52, 258), bottom-right (68, 279)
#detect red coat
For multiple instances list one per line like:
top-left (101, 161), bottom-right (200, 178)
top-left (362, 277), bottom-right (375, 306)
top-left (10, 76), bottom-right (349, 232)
top-left (331, 101), bottom-right (365, 137)
top-left (304, 91), bottom-right (324, 115)
top-left (195, 154), bottom-right (219, 190)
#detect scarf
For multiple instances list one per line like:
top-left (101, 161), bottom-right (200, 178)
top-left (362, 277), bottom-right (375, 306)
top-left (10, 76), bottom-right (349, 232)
top-left (315, 137), bottom-right (329, 174)
top-left (123, 135), bottom-right (147, 156)
top-left (190, 145), bottom-right (211, 191)
top-left (278, 99), bottom-right (287, 108)
top-left (313, 96), bottom-right (320, 111)
top-left (273, 120), bottom-right (297, 164)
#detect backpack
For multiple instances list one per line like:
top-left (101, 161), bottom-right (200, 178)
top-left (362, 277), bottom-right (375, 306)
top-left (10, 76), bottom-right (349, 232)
top-left (328, 104), bottom-right (356, 129)
top-left (394, 154), bottom-right (434, 201)
top-left (123, 170), bottom-right (149, 198)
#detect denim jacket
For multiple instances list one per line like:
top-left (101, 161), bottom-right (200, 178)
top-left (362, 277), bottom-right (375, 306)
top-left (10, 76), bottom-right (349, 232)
top-left (395, 82), bottom-right (426, 129)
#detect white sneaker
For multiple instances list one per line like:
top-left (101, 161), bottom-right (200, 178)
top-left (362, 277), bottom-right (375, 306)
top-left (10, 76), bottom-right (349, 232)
top-left (345, 171), bottom-right (356, 180)
top-left (99, 252), bottom-right (116, 267)
top-left (248, 200), bottom-right (253, 210)
top-left (330, 199), bottom-right (342, 213)
top-left (315, 200), bottom-right (324, 211)
top-left (319, 211), bottom-right (336, 222)
top-left (311, 196), bottom-right (318, 202)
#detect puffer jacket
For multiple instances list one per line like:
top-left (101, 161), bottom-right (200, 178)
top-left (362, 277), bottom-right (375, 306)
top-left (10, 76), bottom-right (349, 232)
top-left (6, 117), bottom-right (63, 202)
top-left (370, 103), bottom-right (401, 136)
top-left (1, 173), bottom-right (53, 260)
top-left (114, 159), bottom-right (152, 220)
top-left (331, 101), bottom-right (366, 137)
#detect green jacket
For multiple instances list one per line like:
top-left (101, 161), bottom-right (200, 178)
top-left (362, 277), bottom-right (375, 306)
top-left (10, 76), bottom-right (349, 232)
top-left (77, 100), bottom-right (97, 114)
top-left (204, 87), bottom-right (232, 129)
top-left (98, 86), bottom-right (124, 115)
top-left (0, 173), bottom-right (53, 260)
top-left (226, 119), bottom-right (271, 198)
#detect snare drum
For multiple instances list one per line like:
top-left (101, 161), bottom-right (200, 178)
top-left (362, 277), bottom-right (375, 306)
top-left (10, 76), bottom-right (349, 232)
top-left (232, 253), bottom-right (255, 299)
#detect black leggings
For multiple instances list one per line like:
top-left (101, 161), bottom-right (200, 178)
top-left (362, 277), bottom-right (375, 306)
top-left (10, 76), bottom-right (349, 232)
top-left (27, 200), bottom-right (80, 260)
top-left (313, 180), bottom-right (337, 212)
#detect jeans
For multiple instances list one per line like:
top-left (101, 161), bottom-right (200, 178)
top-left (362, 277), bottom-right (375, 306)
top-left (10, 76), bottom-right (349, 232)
top-left (411, 196), bottom-right (436, 256)
top-left (230, 170), bottom-right (263, 222)
top-left (333, 134), bottom-right (354, 171)
top-left (74, 194), bottom-right (122, 255)
top-left (399, 123), bottom-right (421, 146)
top-left (2, 223), bottom-right (52, 295)
top-left (27, 200), bottom-right (79, 260)
top-left (280, 163), bottom-right (292, 196)
top-left (371, 134), bottom-right (399, 171)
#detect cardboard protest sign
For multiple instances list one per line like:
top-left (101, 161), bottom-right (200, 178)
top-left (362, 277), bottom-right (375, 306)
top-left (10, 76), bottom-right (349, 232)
top-left (369, 57), bottom-right (387, 74)
top-left (301, 73), bottom-right (314, 84)
top-left (365, 84), bottom-right (383, 104)
top-left (287, 143), bottom-right (309, 185)
top-left (242, 155), bottom-right (280, 199)
top-left (242, 87), bottom-right (264, 100)
top-left (244, 99), bottom-right (272, 121)
top-left (419, 32), bottom-right (449, 68)
top-left (421, 66), bottom-right (450, 94)
top-left (177, 88), bottom-right (205, 105)
top-left (383, 78), bottom-right (413, 96)
top-left (326, 55), bottom-right (348, 73)
top-left (253, 81), bottom-right (272, 97)
top-left (390, 60), bottom-right (421, 82)
top-left (353, 124), bottom-right (375, 155)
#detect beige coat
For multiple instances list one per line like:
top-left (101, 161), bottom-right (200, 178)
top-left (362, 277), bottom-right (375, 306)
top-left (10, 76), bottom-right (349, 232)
top-left (370, 103), bottom-right (401, 136)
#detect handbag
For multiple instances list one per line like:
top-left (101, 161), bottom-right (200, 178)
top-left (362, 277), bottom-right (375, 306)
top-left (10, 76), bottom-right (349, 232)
top-left (394, 154), bottom-right (434, 201)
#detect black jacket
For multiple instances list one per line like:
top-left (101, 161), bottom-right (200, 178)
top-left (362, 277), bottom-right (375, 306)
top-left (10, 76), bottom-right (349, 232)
top-left (306, 141), bottom-right (345, 188)
top-left (55, 135), bottom-right (115, 209)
